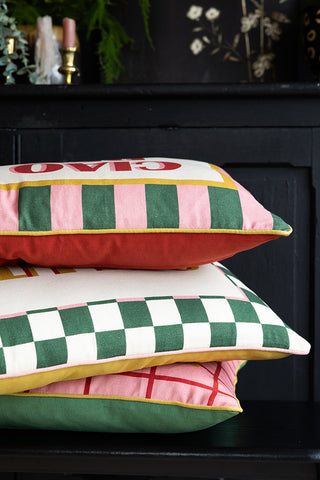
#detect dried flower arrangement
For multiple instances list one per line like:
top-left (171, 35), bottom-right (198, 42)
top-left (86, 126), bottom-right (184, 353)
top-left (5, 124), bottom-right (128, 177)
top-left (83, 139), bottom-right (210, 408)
top-left (187, 1), bottom-right (291, 82)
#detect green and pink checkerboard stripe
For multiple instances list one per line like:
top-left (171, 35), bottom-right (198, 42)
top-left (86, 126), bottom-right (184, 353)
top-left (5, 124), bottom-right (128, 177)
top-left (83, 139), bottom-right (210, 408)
top-left (0, 263), bottom-right (309, 377)
top-left (0, 183), bottom-right (290, 232)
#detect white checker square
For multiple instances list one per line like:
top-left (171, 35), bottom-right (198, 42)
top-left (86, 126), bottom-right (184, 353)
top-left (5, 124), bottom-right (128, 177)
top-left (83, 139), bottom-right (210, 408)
top-left (66, 333), bottom-right (97, 363)
top-left (201, 298), bottom-right (235, 323)
top-left (4, 342), bottom-right (37, 375)
top-left (125, 327), bottom-right (155, 355)
top-left (253, 303), bottom-right (284, 326)
top-left (287, 328), bottom-right (307, 352)
top-left (29, 310), bottom-right (65, 341)
top-left (146, 299), bottom-right (182, 326)
top-left (89, 302), bottom-right (124, 332)
top-left (183, 323), bottom-right (211, 349)
top-left (235, 323), bottom-right (263, 348)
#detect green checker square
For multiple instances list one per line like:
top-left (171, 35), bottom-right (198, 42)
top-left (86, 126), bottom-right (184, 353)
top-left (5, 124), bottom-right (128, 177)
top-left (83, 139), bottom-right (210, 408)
top-left (118, 301), bottom-right (153, 329)
top-left (0, 315), bottom-right (33, 347)
top-left (96, 330), bottom-right (126, 359)
top-left (228, 299), bottom-right (260, 323)
top-left (59, 306), bottom-right (94, 336)
top-left (35, 337), bottom-right (68, 369)
top-left (82, 185), bottom-right (115, 229)
top-left (208, 186), bottom-right (243, 229)
top-left (174, 298), bottom-right (209, 324)
top-left (154, 325), bottom-right (184, 352)
top-left (210, 322), bottom-right (237, 347)
top-left (19, 186), bottom-right (51, 231)
top-left (0, 348), bottom-right (6, 374)
top-left (243, 289), bottom-right (266, 306)
top-left (272, 213), bottom-right (291, 233)
top-left (145, 184), bottom-right (179, 228)
top-left (262, 324), bottom-right (290, 349)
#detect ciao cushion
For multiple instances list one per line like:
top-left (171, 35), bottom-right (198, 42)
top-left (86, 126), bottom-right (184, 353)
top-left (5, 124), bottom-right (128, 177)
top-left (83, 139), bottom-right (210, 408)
top-left (0, 158), bottom-right (291, 269)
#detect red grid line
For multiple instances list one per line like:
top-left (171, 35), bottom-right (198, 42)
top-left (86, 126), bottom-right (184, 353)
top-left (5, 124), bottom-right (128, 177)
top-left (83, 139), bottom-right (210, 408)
top-left (145, 366), bottom-right (157, 398)
top-left (121, 370), bottom-right (214, 391)
top-left (83, 377), bottom-right (92, 395)
top-left (207, 362), bottom-right (222, 406)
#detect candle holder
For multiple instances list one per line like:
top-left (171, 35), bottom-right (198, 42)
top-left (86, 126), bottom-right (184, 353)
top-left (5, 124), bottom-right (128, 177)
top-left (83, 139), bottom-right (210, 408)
top-left (6, 37), bottom-right (15, 83)
top-left (58, 47), bottom-right (79, 85)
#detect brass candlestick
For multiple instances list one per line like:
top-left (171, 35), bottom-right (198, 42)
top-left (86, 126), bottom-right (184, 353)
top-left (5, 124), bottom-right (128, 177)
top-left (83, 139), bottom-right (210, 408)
top-left (6, 37), bottom-right (15, 83)
top-left (58, 47), bottom-right (79, 85)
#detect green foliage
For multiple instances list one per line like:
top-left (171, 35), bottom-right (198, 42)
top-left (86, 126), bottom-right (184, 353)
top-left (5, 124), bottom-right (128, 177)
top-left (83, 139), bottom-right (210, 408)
top-left (0, 1), bottom-right (37, 84)
top-left (139, 0), bottom-right (154, 49)
top-left (5, 0), bottom-right (153, 83)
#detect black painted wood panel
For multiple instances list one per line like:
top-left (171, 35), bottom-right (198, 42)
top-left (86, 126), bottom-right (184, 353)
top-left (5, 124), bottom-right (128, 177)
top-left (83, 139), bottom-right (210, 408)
top-left (0, 131), bottom-right (15, 165)
top-left (224, 167), bottom-right (311, 401)
top-left (1, 84), bottom-right (320, 129)
top-left (10, 127), bottom-right (310, 167)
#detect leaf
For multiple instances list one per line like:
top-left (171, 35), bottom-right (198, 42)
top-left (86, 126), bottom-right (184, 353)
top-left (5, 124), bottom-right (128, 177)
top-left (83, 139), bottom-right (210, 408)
top-left (229, 56), bottom-right (241, 62)
top-left (193, 27), bottom-right (204, 32)
top-left (210, 47), bottom-right (220, 55)
top-left (224, 51), bottom-right (231, 61)
top-left (233, 33), bottom-right (240, 48)
top-left (139, 0), bottom-right (154, 49)
top-left (0, 56), bottom-right (8, 66)
top-left (5, 75), bottom-right (15, 85)
top-left (4, 61), bottom-right (17, 73)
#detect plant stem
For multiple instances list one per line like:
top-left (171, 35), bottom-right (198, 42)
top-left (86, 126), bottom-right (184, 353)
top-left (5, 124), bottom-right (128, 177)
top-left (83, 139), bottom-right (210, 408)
top-left (241, 0), bottom-right (253, 82)
top-left (260, 0), bottom-right (264, 82)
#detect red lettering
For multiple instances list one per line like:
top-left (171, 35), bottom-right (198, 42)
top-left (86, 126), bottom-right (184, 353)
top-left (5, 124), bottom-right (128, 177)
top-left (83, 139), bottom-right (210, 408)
top-left (67, 161), bottom-right (133, 172)
top-left (132, 161), bottom-right (181, 171)
top-left (9, 164), bottom-right (64, 174)
top-left (109, 161), bottom-right (132, 172)
top-left (67, 162), bottom-right (108, 172)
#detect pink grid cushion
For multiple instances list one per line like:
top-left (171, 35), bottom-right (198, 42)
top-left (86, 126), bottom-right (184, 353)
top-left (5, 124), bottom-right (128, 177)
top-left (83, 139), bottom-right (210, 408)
top-left (0, 360), bottom-right (244, 433)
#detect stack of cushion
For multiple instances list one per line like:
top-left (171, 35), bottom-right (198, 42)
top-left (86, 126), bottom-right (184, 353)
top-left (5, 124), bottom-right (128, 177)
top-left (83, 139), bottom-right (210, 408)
top-left (0, 158), bottom-right (310, 433)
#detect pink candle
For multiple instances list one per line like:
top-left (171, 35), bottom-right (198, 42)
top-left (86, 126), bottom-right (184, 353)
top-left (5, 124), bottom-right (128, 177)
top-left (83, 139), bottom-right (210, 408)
top-left (62, 17), bottom-right (76, 48)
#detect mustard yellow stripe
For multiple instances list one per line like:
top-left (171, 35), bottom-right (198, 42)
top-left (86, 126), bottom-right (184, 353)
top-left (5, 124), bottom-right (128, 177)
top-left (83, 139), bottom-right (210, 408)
top-left (209, 163), bottom-right (238, 190)
top-left (11, 392), bottom-right (242, 412)
top-left (0, 350), bottom-right (289, 395)
top-left (0, 226), bottom-right (292, 236)
top-left (0, 178), bottom-right (238, 190)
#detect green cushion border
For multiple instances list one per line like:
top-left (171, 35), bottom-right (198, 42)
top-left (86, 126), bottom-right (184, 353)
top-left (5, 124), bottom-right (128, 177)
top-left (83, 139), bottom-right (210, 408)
top-left (0, 395), bottom-right (240, 433)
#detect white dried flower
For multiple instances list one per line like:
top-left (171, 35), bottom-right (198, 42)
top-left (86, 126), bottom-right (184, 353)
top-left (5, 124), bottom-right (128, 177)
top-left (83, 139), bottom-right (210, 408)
top-left (264, 18), bottom-right (282, 40)
top-left (254, 8), bottom-right (264, 17)
top-left (241, 13), bottom-right (259, 33)
top-left (271, 12), bottom-right (291, 24)
top-left (190, 38), bottom-right (204, 55)
top-left (253, 53), bottom-right (275, 78)
top-left (186, 5), bottom-right (203, 21)
top-left (205, 8), bottom-right (220, 21)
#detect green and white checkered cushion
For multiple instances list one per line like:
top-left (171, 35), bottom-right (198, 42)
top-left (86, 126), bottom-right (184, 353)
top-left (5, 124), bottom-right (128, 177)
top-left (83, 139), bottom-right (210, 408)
top-left (0, 262), bottom-right (310, 394)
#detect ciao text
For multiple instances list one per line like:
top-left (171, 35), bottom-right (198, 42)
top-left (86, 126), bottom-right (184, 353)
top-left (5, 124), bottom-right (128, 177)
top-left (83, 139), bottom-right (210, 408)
top-left (9, 160), bottom-right (182, 174)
